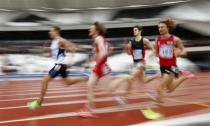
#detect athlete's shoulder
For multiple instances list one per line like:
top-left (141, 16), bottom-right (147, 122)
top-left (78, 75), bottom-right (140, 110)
top-left (156, 35), bottom-right (161, 39)
top-left (95, 36), bottom-right (104, 44)
top-left (58, 37), bottom-right (67, 42)
top-left (129, 37), bottom-right (135, 41)
top-left (172, 35), bottom-right (181, 41)
top-left (143, 37), bottom-right (150, 42)
top-left (129, 38), bottom-right (135, 44)
top-left (57, 37), bottom-right (70, 48)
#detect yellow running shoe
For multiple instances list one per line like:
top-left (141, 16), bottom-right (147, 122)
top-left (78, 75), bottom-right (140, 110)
top-left (140, 108), bottom-right (164, 120)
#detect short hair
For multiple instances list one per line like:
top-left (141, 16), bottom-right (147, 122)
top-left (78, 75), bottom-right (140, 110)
top-left (133, 25), bottom-right (143, 31)
top-left (94, 21), bottom-right (106, 35)
top-left (159, 19), bottom-right (176, 32)
top-left (52, 26), bottom-right (61, 33)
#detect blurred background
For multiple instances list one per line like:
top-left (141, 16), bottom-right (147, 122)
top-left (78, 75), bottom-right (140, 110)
top-left (0, 0), bottom-right (210, 75)
top-left (0, 1), bottom-right (210, 126)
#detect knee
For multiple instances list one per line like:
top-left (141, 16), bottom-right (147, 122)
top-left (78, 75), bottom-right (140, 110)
top-left (42, 76), bottom-right (51, 83)
top-left (87, 81), bottom-right (94, 89)
top-left (107, 86), bottom-right (113, 92)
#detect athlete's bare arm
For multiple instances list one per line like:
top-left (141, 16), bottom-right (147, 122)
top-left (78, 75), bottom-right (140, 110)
top-left (143, 38), bottom-right (156, 54)
top-left (59, 38), bottom-right (76, 54)
top-left (153, 39), bottom-right (159, 57)
top-left (174, 36), bottom-right (187, 56)
top-left (125, 41), bottom-right (132, 55)
top-left (96, 38), bottom-right (107, 65)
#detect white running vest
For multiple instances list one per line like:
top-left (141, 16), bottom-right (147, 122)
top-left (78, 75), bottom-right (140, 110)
top-left (50, 38), bottom-right (68, 64)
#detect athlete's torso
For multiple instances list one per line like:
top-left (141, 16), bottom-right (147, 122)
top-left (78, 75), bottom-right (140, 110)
top-left (156, 35), bottom-right (176, 66)
top-left (130, 37), bottom-right (145, 63)
top-left (50, 38), bottom-right (68, 64)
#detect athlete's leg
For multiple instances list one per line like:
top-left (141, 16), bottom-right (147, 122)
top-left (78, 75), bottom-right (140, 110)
top-left (86, 73), bottom-right (99, 108)
top-left (107, 75), bottom-right (132, 93)
top-left (141, 74), bottom-right (160, 83)
top-left (134, 66), bottom-right (159, 84)
top-left (60, 64), bottom-right (88, 85)
top-left (78, 73), bottom-right (99, 117)
top-left (27, 75), bottom-right (53, 109)
top-left (156, 74), bottom-right (173, 102)
top-left (167, 71), bottom-right (195, 93)
top-left (63, 77), bottom-right (87, 85)
top-left (27, 65), bottom-right (58, 109)
top-left (39, 75), bottom-right (53, 104)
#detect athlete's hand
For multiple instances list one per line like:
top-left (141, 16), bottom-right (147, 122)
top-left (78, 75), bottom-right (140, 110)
top-left (148, 50), bottom-right (156, 59)
top-left (175, 49), bottom-right (181, 57)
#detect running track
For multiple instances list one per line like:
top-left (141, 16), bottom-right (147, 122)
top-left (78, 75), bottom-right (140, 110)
top-left (0, 72), bottom-right (210, 126)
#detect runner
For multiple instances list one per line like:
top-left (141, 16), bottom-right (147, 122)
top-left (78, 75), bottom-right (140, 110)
top-left (27, 26), bottom-right (87, 109)
top-left (151, 19), bottom-right (195, 103)
top-left (108, 25), bottom-right (159, 97)
top-left (79, 22), bottom-right (111, 117)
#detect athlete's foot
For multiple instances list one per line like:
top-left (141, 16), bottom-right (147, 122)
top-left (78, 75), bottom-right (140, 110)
top-left (181, 70), bottom-right (196, 79)
top-left (27, 100), bottom-right (41, 109)
top-left (146, 90), bottom-right (165, 103)
top-left (167, 71), bottom-right (196, 93)
top-left (167, 88), bottom-right (174, 93)
top-left (78, 106), bottom-right (96, 118)
top-left (141, 108), bottom-right (164, 120)
top-left (114, 96), bottom-right (128, 105)
top-left (125, 91), bottom-right (132, 98)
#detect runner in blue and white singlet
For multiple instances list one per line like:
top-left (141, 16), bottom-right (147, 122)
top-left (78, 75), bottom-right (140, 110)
top-left (27, 26), bottom-right (87, 109)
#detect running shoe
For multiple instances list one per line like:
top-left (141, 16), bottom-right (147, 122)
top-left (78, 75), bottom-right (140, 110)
top-left (146, 90), bottom-right (164, 103)
top-left (181, 70), bottom-right (196, 79)
top-left (141, 107), bottom-right (164, 120)
top-left (27, 100), bottom-right (41, 110)
top-left (78, 106), bottom-right (95, 118)
top-left (114, 96), bottom-right (128, 105)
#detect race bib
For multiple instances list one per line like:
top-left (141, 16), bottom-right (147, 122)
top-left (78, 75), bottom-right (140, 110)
top-left (102, 64), bottom-right (111, 75)
top-left (159, 45), bottom-right (173, 58)
top-left (133, 49), bottom-right (142, 60)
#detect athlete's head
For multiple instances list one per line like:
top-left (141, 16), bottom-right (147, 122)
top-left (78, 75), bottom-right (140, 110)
top-left (89, 21), bottom-right (106, 37)
top-left (158, 19), bottom-right (176, 35)
top-left (133, 25), bottom-right (142, 37)
top-left (49, 26), bottom-right (61, 39)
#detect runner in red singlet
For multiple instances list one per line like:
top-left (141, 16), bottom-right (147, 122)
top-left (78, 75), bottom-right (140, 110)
top-left (151, 19), bottom-right (195, 103)
top-left (79, 22), bottom-right (111, 117)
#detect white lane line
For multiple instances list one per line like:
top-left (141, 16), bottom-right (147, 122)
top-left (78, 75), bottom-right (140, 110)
top-left (1, 82), bottom-right (210, 97)
top-left (131, 112), bottom-right (210, 126)
top-left (0, 88), bottom-right (104, 97)
top-left (2, 96), bottom-right (210, 125)
top-left (0, 74), bottom-right (209, 88)
top-left (0, 84), bottom-right (207, 101)
top-left (0, 102), bottom-right (156, 124)
top-left (167, 108), bottom-right (210, 119)
top-left (0, 112), bottom-right (78, 124)
top-left (0, 95), bottom-right (144, 110)
top-left (1, 90), bottom-right (210, 110)
top-left (0, 91), bottom-right (108, 102)
top-left (1, 79), bottom-right (209, 93)
top-left (0, 85), bottom-right (87, 91)
top-left (1, 88), bottom-right (210, 109)
top-left (0, 86), bottom-right (87, 93)
top-left (1, 94), bottom-right (210, 123)
top-left (0, 88), bottom-right (209, 103)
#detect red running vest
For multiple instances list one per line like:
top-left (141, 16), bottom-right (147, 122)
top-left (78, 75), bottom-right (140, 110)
top-left (156, 35), bottom-right (176, 67)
